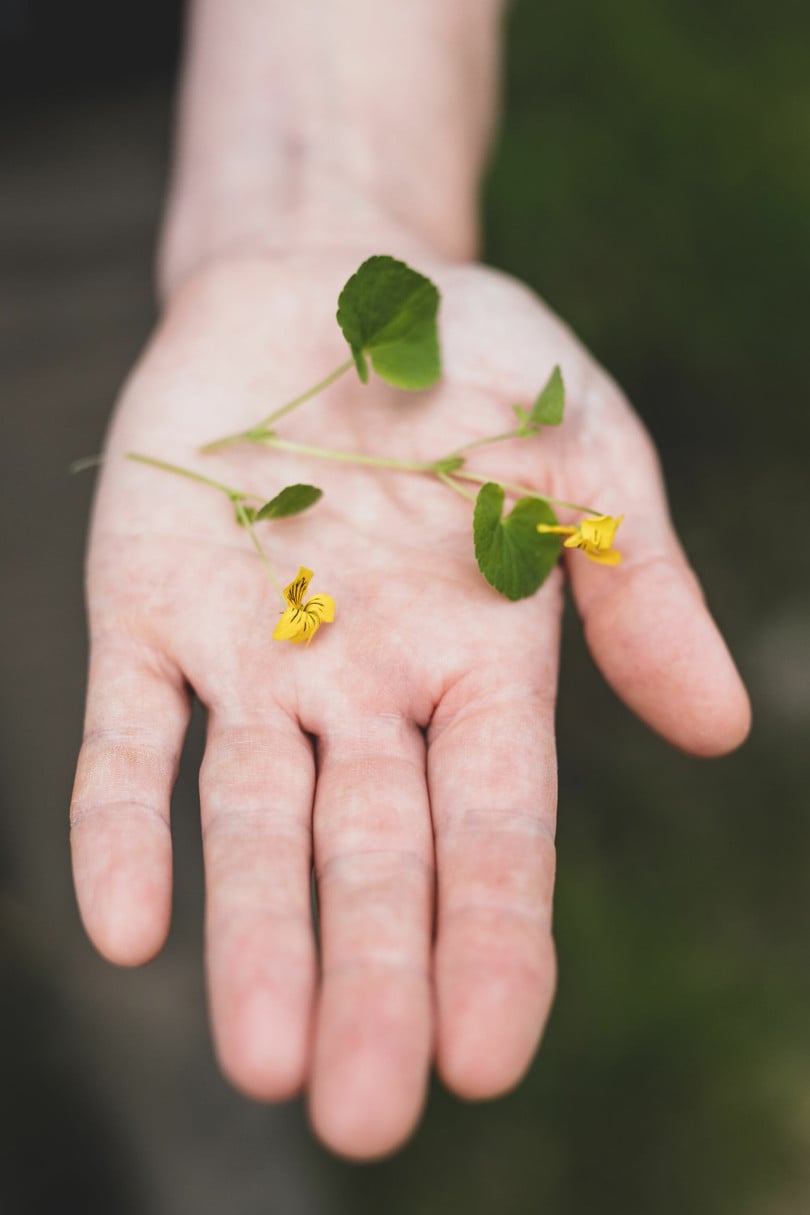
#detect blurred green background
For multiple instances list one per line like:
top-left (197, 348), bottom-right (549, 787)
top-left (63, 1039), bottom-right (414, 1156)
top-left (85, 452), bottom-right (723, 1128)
top-left (1, 1), bottom-right (807, 1212)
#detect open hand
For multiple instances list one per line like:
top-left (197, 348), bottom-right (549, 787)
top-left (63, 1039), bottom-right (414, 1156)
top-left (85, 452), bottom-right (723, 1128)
top-left (71, 252), bottom-right (749, 1158)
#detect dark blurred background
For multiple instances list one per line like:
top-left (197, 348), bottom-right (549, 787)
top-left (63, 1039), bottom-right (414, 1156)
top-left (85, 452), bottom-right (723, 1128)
top-left (1, 1), bottom-right (808, 1212)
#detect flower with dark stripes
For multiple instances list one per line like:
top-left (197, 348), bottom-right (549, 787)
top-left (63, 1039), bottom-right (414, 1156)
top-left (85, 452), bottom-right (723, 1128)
top-left (273, 566), bottom-right (335, 645)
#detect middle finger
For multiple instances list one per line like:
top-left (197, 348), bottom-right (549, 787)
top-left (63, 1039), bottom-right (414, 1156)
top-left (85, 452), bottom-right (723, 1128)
top-left (310, 714), bottom-right (434, 1159)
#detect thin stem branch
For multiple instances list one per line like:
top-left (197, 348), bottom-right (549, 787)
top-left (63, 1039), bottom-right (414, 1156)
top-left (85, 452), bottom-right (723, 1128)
top-left (69, 453), bottom-right (104, 475)
top-left (127, 452), bottom-right (243, 499)
top-left (243, 519), bottom-right (285, 603)
top-left (454, 469), bottom-right (599, 515)
top-left (450, 428), bottom-right (523, 457)
top-left (199, 432), bottom-right (253, 454)
top-left (262, 436), bottom-right (438, 473)
top-left (200, 359), bottom-right (355, 452)
top-left (258, 358), bottom-right (354, 428)
top-left (437, 471), bottom-right (477, 503)
top-left (129, 453), bottom-right (285, 606)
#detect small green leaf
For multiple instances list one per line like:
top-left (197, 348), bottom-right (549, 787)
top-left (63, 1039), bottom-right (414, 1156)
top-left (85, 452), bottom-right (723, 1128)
top-left (234, 503), bottom-right (257, 527)
top-left (527, 365), bottom-right (565, 428)
top-left (255, 484), bottom-right (323, 521)
top-left (434, 455), bottom-right (465, 475)
top-left (473, 483), bottom-right (562, 601)
top-left (336, 255), bottom-right (441, 390)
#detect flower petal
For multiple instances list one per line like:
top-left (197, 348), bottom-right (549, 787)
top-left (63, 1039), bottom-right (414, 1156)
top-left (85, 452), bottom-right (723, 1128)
top-left (273, 581), bottom-right (335, 646)
top-left (582, 546), bottom-right (622, 566)
top-left (283, 567), bottom-right (314, 609)
top-left (295, 611), bottom-right (325, 646)
top-left (580, 514), bottom-right (622, 549)
top-left (303, 594), bottom-right (335, 624)
top-left (537, 523), bottom-right (578, 536)
top-left (273, 606), bottom-right (306, 641)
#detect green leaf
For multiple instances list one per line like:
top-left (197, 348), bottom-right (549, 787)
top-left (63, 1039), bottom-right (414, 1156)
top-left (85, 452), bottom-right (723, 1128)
top-left (255, 484), bottom-right (323, 521)
top-left (527, 365), bottom-right (565, 428)
top-left (473, 483), bottom-right (562, 601)
top-left (336, 255), bottom-right (441, 390)
top-left (434, 455), bottom-right (465, 475)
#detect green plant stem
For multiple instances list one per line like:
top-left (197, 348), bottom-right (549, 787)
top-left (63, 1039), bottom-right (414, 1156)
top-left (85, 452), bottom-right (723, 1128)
top-left (450, 429), bottom-right (523, 457)
top-left (128, 453), bottom-right (287, 603)
top-left (437, 472), bottom-right (477, 503)
top-left (259, 358), bottom-right (354, 428)
top-left (127, 452), bottom-right (245, 499)
top-left (242, 518), bottom-right (285, 603)
top-left (69, 453), bottom-right (105, 475)
top-left (453, 469), bottom-right (599, 515)
top-left (261, 436), bottom-right (438, 473)
top-left (200, 359), bottom-right (354, 452)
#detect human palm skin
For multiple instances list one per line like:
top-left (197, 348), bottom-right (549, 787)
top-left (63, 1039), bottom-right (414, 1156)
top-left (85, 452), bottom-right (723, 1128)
top-left (71, 253), bottom-right (750, 1159)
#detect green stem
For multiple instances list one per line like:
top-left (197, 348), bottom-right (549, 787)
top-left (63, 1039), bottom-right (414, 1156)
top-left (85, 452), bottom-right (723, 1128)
top-left (261, 435), bottom-right (438, 473)
top-left (69, 453), bottom-right (104, 475)
top-left (437, 471), bottom-right (477, 503)
top-left (200, 358), bottom-right (354, 452)
top-left (450, 429), bottom-right (523, 457)
top-left (199, 432), bottom-right (254, 454)
top-left (453, 469), bottom-right (599, 515)
top-left (242, 518), bottom-right (285, 603)
top-left (127, 452), bottom-right (245, 499)
top-left (261, 359), bottom-right (354, 427)
top-left (128, 454), bottom-right (285, 602)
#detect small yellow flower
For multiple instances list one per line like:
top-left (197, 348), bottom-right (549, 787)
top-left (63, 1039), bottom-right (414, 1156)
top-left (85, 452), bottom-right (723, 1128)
top-left (537, 514), bottom-right (623, 565)
top-left (273, 567), bottom-right (335, 645)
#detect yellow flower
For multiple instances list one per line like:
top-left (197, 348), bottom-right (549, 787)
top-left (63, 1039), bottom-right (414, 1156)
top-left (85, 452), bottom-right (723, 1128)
top-left (273, 567), bottom-right (335, 645)
top-left (537, 514), bottom-right (623, 565)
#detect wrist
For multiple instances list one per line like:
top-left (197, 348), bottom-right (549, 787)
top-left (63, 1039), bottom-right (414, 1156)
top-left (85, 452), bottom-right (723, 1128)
top-left (158, 168), bottom-right (446, 305)
top-left (158, 0), bottom-right (505, 301)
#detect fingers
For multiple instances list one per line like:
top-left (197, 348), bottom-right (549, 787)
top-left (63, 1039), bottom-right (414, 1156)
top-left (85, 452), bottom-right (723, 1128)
top-left (568, 417), bottom-right (751, 755)
top-left (70, 639), bottom-right (190, 966)
top-left (199, 712), bottom-right (316, 1101)
top-left (428, 651), bottom-right (561, 1101)
top-left (309, 717), bottom-right (434, 1160)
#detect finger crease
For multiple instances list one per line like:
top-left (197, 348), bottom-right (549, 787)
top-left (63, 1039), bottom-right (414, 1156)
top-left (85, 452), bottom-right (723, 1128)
top-left (316, 847), bottom-right (434, 885)
top-left (69, 799), bottom-right (170, 832)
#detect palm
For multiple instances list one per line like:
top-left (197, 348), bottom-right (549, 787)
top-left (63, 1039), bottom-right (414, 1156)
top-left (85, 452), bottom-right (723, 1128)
top-left (72, 255), bottom-right (749, 1158)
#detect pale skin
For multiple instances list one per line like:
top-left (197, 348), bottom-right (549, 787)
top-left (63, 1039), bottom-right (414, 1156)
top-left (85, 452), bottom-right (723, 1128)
top-left (70, 1), bottom-right (751, 1161)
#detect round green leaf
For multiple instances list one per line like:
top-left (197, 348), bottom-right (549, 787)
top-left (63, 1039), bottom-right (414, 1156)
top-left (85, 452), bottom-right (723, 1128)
top-left (473, 482), bottom-right (562, 601)
top-left (336, 255), bottom-right (441, 390)
top-left (255, 484), bottom-right (323, 521)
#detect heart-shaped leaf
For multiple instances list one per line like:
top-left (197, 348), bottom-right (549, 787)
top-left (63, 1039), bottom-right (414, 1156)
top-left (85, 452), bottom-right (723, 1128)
top-left (255, 484), bottom-right (323, 521)
top-left (473, 482), bottom-right (562, 600)
top-left (336, 255), bottom-right (441, 389)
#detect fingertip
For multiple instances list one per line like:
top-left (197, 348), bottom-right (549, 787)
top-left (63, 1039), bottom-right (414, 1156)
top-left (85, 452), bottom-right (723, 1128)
top-left (308, 1042), bottom-right (429, 1161)
top-left (213, 987), bottom-right (311, 1103)
top-left (76, 857), bottom-right (172, 968)
top-left (308, 972), bottom-right (432, 1160)
top-left (673, 659), bottom-right (751, 758)
top-left (436, 938), bottom-right (557, 1102)
top-left (579, 557), bottom-right (752, 757)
